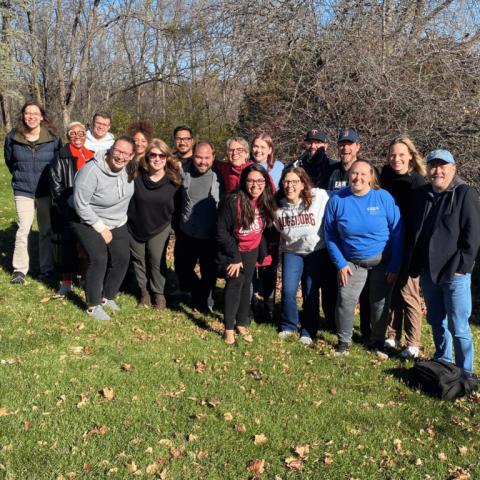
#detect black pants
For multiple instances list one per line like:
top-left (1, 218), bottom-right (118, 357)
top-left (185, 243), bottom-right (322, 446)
top-left (220, 248), bottom-right (258, 330)
top-left (251, 263), bottom-right (277, 318)
top-left (322, 253), bottom-right (371, 336)
top-left (70, 222), bottom-right (130, 306)
top-left (175, 231), bottom-right (217, 308)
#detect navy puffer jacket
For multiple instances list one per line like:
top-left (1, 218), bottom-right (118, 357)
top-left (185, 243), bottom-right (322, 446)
top-left (5, 127), bottom-right (62, 198)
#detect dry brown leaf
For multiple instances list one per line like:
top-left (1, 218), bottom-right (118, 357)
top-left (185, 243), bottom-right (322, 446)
top-left (146, 463), bottom-right (159, 474)
top-left (126, 461), bottom-right (138, 473)
top-left (123, 364), bottom-right (135, 371)
top-left (330, 388), bottom-right (337, 395)
top-left (0, 463), bottom-right (5, 470)
top-left (285, 457), bottom-right (303, 470)
top-left (235, 424), bottom-right (247, 433)
top-left (66, 474), bottom-right (76, 479)
top-left (76, 323), bottom-right (85, 331)
top-left (380, 449), bottom-right (388, 457)
top-left (188, 435), bottom-right (198, 442)
top-left (2, 445), bottom-right (12, 451)
top-left (271, 340), bottom-right (283, 346)
top-left (158, 439), bottom-right (172, 446)
top-left (169, 448), bottom-right (182, 460)
top-left (244, 335), bottom-right (253, 343)
top-left (57, 476), bottom-right (67, 480)
top-left (324, 457), bottom-right (334, 466)
top-left (224, 412), bottom-right (233, 421)
top-left (249, 459), bottom-right (265, 475)
top-left (438, 452), bottom-right (447, 461)
top-left (295, 444), bottom-right (309, 459)
top-left (244, 351), bottom-right (251, 356)
top-left (102, 388), bottom-right (115, 401)
top-left (394, 439), bottom-right (402, 453)
top-left (107, 468), bottom-right (118, 475)
top-left (77, 393), bottom-right (88, 409)
top-left (145, 447), bottom-right (153, 454)
top-left (312, 400), bottom-right (322, 407)
top-left (415, 459), bottom-right (423, 466)
top-left (24, 421), bottom-right (32, 430)
top-left (0, 408), bottom-right (7, 417)
top-left (195, 360), bottom-right (207, 373)
top-left (458, 446), bottom-right (468, 456)
top-left (195, 414), bottom-right (205, 420)
top-left (40, 297), bottom-right (50, 303)
top-left (159, 470), bottom-right (168, 480)
top-left (130, 437), bottom-right (141, 444)
top-left (254, 434), bottom-right (267, 445)
top-left (196, 451), bottom-right (208, 460)
top-left (83, 464), bottom-right (92, 471)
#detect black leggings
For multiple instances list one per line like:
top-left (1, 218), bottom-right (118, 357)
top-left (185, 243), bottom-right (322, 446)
top-left (70, 222), bottom-right (130, 306)
top-left (220, 248), bottom-right (259, 330)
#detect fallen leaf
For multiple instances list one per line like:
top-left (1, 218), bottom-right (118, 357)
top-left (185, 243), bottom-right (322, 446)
top-left (324, 457), bottom-right (334, 466)
top-left (208, 397), bottom-right (221, 407)
top-left (66, 474), bottom-right (76, 479)
top-left (84, 464), bottom-right (92, 470)
top-left (76, 323), bottom-right (85, 331)
top-left (123, 364), bottom-right (135, 371)
top-left (380, 449), bottom-right (388, 457)
top-left (196, 451), bottom-right (208, 460)
top-left (271, 340), bottom-right (283, 346)
top-left (195, 360), bottom-right (207, 373)
top-left (57, 476), bottom-right (67, 480)
top-left (158, 439), bottom-right (172, 446)
top-left (170, 448), bottom-right (182, 460)
top-left (2, 445), bottom-right (12, 451)
top-left (107, 468), bottom-right (118, 475)
top-left (188, 435), bottom-right (198, 442)
top-left (0, 463), bottom-right (4, 470)
top-left (195, 414), bottom-right (205, 420)
top-left (285, 457), bottom-right (303, 470)
top-left (415, 459), bottom-right (422, 466)
top-left (0, 408), bottom-right (7, 417)
top-left (24, 421), bottom-right (32, 430)
top-left (235, 424), bottom-right (247, 433)
top-left (295, 444), bottom-right (309, 459)
top-left (254, 434), bottom-right (267, 445)
top-left (130, 437), bottom-right (141, 444)
top-left (458, 446), bottom-right (468, 456)
top-left (146, 463), bottom-right (159, 474)
top-left (77, 393), bottom-right (88, 409)
top-left (224, 412), bottom-right (233, 421)
top-left (102, 388), bottom-right (115, 401)
top-left (40, 297), bottom-right (50, 303)
top-left (244, 335), bottom-right (253, 343)
top-left (312, 400), bottom-right (322, 407)
top-left (145, 447), bottom-right (153, 454)
top-left (244, 351), bottom-right (251, 356)
top-left (330, 388), bottom-right (337, 395)
top-left (249, 459), bottom-right (265, 475)
top-left (126, 461), bottom-right (138, 473)
top-left (84, 347), bottom-right (92, 354)
top-left (438, 452), bottom-right (447, 461)
top-left (394, 439), bottom-right (402, 453)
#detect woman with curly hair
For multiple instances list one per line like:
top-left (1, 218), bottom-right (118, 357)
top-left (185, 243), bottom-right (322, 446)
top-left (127, 120), bottom-right (155, 164)
top-left (215, 164), bottom-right (277, 345)
top-left (274, 167), bottom-right (331, 344)
top-left (127, 139), bottom-right (182, 311)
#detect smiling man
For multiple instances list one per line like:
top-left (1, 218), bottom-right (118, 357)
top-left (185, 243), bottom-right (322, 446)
top-left (173, 140), bottom-right (225, 312)
top-left (84, 111), bottom-right (115, 153)
top-left (408, 150), bottom-right (480, 376)
top-left (173, 125), bottom-right (194, 166)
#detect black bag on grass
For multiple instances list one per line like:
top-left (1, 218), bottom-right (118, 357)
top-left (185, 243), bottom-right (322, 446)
top-left (409, 359), bottom-right (478, 401)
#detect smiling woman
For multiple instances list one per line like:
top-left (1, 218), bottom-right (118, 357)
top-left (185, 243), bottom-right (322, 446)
top-left (70, 136), bottom-right (136, 320)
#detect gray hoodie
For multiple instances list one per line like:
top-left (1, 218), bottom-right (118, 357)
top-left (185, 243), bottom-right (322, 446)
top-left (72, 151), bottom-right (134, 232)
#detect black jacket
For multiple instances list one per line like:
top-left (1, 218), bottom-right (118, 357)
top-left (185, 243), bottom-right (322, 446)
top-left (408, 176), bottom-right (480, 284)
top-left (5, 127), bottom-right (62, 198)
top-left (215, 196), bottom-right (268, 266)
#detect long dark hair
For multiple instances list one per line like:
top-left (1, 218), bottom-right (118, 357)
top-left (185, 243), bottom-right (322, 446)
top-left (141, 138), bottom-right (182, 186)
top-left (109, 135), bottom-right (137, 182)
top-left (276, 167), bottom-right (315, 211)
top-left (222, 164), bottom-right (277, 231)
top-left (251, 133), bottom-right (275, 172)
top-left (16, 100), bottom-right (59, 138)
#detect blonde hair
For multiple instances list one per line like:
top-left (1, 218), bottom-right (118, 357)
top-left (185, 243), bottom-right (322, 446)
top-left (351, 159), bottom-right (381, 190)
top-left (387, 136), bottom-right (426, 177)
top-left (141, 138), bottom-right (182, 186)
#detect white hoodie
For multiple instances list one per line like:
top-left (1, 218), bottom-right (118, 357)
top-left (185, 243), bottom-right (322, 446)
top-left (274, 188), bottom-right (330, 256)
top-left (84, 130), bottom-right (115, 153)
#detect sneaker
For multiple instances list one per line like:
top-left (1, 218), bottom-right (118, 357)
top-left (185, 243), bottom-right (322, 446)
top-left (54, 283), bottom-right (72, 298)
top-left (373, 341), bottom-right (389, 360)
top-left (299, 336), bottom-right (313, 345)
top-left (279, 331), bottom-right (295, 339)
top-left (87, 305), bottom-right (110, 321)
top-left (384, 338), bottom-right (402, 348)
top-left (38, 271), bottom-right (56, 281)
top-left (360, 334), bottom-right (372, 347)
top-left (11, 271), bottom-right (26, 284)
top-left (334, 342), bottom-right (350, 356)
top-left (400, 346), bottom-right (419, 358)
top-left (171, 289), bottom-right (191, 298)
top-left (102, 299), bottom-right (120, 311)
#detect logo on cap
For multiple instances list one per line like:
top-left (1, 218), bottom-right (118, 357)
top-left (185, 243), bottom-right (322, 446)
top-left (343, 131), bottom-right (349, 136)
top-left (437, 152), bottom-right (442, 156)
top-left (311, 130), bottom-right (318, 135)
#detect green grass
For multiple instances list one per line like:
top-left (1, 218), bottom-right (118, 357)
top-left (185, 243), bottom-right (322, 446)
top-left (0, 153), bottom-right (479, 479)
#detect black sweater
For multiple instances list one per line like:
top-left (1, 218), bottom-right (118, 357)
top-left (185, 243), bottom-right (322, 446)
top-left (380, 165), bottom-right (426, 252)
top-left (127, 171), bottom-right (180, 242)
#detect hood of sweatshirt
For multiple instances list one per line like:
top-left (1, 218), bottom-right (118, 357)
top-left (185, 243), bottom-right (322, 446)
top-left (92, 150), bottom-right (129, 199)
top-left (422, 174), bottom-right (466, 197)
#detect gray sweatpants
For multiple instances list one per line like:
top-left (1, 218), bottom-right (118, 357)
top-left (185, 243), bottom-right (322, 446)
top-left (336, 250), bottom-right (396, 345)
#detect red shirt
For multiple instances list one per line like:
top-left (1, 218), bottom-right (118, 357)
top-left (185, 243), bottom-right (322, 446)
top-left (235, 198), bottom-right (264, 252)
top-left (214, 160), bottom-right (254, 193)
top-left (69, 144), bottom-right (94, 170)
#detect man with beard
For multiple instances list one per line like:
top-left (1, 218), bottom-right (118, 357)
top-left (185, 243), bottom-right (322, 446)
top-left (173, 140), bottom-right (225, 312)
top-left (173, 126), bottom-right (194, 166)
top-left (321, 130), bottom-right (373, 342)
top-left (287, 129), bottom-right (336, 187)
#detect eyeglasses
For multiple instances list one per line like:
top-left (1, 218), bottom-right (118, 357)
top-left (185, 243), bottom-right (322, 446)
top-left (283, 180), bottom-right (301, 186)
top-left (174, 137), bottom-right (192, 143)
top-left (149, 152), bottom-right (167, 160)
top-left (246, 179), bottom-right (266, 185)
top-left (227, 148), bottom-right (245, 155)
top-left (111, 148), bottom-right (133, 159)
top-left (24, 112), bottom-right (41, 117)
top-left (68, 130), bottom-right (86, 138)
top-left (94, 121), bottom-right (110, 128)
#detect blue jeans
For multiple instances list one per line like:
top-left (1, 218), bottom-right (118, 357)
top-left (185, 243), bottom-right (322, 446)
top-left (420, 271), bottom-right (474, 373)
top-left (280, 248), bottom-right (327, 339)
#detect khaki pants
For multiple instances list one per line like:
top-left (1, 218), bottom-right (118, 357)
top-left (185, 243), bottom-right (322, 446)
top-left (387, 263), bottom-right (423, 347)
top-left (13, 195), bottom-right (53, 275)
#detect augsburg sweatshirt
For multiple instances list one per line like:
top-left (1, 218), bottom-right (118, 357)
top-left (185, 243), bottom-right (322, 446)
top-left (274, 188), bottom-right (330, 256)
top-left (71, 151), bottom-right (134, 232)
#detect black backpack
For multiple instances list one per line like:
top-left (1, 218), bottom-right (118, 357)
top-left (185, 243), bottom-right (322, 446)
top-left (409, 359), bottom-right (478, 401)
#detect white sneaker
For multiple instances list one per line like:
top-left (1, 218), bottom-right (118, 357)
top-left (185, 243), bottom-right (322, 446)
top-left (299, 336), bottom-right (313, 345)
top-left (54, 283), bottom-right (72, 298)
top-left (384, 339), bottom-right (401, 348)
top-left (279, 331), bottom-right (295, 339)
top-left (400, 346), bottom-right (419, 358)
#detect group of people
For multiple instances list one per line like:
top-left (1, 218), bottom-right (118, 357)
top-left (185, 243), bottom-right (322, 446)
top-left (5, 100), bottom-right (480, 378)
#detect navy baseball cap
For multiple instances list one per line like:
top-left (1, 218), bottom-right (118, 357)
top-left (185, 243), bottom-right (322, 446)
top-left (305, 129), bottom-right (327, 142)
top-left (426, 150), bottom-right (455, 164)
top-left (338, 130), bottom-right (360, 143)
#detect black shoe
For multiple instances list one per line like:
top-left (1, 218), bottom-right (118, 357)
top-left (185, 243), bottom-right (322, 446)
top-left (360, 334), bottom-right (372, 347)
top-left (11, 271), bottom-right (26, 284)
top-left (373, 341), bottom-right (389, 360)
top-left (38, 270), bottom-right (56, 281)
top-left (333, 342), bottom-right (350, 356)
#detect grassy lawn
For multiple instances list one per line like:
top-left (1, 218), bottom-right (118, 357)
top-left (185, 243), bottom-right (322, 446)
top-left (0, 152), bottom-right (479, 479)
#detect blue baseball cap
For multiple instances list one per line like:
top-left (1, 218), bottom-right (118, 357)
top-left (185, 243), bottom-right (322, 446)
top-left (426, 150), bottom-right (455, 164)
top-left (338, 129), bottom-right (360, 143)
